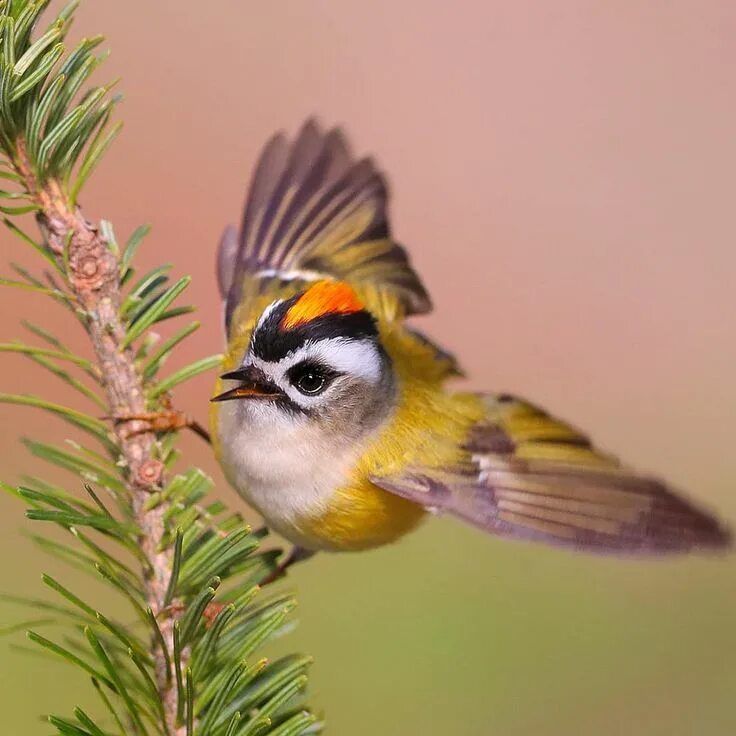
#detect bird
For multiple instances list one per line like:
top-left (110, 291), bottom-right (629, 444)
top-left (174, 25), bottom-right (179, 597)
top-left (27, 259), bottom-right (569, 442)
top-left (210, 119), bottom-right (730, 572)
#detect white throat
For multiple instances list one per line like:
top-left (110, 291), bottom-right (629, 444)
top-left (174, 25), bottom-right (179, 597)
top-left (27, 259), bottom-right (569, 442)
top-left (216, 398), bottom-right (359, 545)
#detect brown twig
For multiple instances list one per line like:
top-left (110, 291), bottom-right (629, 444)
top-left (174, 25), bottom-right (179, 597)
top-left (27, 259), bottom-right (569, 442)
top-left (15, 139), bottom-right (185, 735)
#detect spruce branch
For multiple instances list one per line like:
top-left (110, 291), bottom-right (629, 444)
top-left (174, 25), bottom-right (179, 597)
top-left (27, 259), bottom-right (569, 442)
top-left (15, 134), bottom-right (187, 730)
top-left (0, 2), bottom-right (316, 734)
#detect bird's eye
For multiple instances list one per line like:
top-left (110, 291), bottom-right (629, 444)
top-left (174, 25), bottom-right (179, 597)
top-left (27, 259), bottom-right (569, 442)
top-left (288, 363), bottom-right (332, 395)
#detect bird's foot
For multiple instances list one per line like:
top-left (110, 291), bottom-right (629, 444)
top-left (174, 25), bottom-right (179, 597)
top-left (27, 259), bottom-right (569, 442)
top-left (260, 546), bottom-right (315, 586)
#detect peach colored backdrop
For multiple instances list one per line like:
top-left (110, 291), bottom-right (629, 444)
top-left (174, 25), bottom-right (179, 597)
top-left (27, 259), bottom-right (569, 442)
top-left (1, 2), bottom-right (735, 734)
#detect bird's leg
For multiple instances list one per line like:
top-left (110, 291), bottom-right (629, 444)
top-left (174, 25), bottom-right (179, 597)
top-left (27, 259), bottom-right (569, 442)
top-left (261, 546), bottom-right (315, 586)
top-left (108, 394), bottom-right (211, 443)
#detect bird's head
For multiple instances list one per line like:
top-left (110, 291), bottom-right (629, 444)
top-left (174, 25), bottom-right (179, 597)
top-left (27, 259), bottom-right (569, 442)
top-left (212, 281), bottom-right (395, 438)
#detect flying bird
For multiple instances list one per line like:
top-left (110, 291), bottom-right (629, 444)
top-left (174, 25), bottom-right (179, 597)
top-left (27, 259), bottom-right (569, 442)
top-left (210, 120), bottom-right (730, 572)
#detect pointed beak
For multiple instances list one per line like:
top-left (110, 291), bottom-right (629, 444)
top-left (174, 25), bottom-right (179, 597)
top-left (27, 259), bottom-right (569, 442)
top-left (210, 366), bottom-right (284, 403)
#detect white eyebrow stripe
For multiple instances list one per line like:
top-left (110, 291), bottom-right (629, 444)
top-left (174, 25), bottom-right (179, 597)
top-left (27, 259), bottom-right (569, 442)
top-left (298, 339), bottom-right (382, 383)
top-left (248, 337), bottom-right (382, 384)
top-left (254, 299), bottom-right (283, 332)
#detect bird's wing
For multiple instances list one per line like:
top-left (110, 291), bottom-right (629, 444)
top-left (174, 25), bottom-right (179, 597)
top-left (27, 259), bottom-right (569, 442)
top-left (403, 327), bottom-right (464, 378)
top-left (370, 394), bottom-right (730, 554)
top-left (219, 119), bottom-right (431, 338)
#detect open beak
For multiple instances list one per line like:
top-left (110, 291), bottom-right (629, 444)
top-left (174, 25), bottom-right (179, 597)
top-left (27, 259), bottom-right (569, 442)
top-left (210, 366), bottom-right (284, 403)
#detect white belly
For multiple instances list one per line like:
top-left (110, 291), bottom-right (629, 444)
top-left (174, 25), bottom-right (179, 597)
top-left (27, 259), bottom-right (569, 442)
top-left (216, 400), bottom-right (358, 547)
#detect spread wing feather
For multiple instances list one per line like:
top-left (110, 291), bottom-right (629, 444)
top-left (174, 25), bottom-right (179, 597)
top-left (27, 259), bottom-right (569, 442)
top-left (219, 119), bottom-right (431, 336)
top-left (370, 395), bottom-right (730, 554)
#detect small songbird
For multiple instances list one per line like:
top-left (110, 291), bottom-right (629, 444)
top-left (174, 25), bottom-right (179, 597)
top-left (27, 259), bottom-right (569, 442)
top-left (210, 120), bottom-right (730, 569)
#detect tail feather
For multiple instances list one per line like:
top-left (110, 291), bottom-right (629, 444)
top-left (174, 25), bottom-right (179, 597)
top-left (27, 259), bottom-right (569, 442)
top-left (219, 120), bottom-right (431, 334)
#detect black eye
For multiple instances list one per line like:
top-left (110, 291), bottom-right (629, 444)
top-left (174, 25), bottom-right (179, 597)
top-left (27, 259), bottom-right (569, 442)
top-left (288, 363), bottom-right (332, 395)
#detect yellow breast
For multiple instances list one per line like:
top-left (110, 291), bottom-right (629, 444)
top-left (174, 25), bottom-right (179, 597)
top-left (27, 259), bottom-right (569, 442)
top-left (302, 478), bottom-right (427, 551)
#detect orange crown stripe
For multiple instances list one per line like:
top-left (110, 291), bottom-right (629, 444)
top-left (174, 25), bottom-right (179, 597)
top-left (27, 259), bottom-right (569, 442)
top-left (281, 280), bottom-right (364, 329)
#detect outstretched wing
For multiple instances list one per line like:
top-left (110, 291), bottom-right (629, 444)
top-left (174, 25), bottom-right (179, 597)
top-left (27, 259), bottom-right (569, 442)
top-left (218, 119), bottom-right (431, 337)
top-left (370, 395), bottom-right (730, 554)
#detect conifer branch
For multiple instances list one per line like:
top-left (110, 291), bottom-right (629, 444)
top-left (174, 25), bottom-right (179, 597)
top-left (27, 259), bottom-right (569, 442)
top-left (0, 2), bottom-right (316, 734)
top-left (14, 136), bottom-right (186, 732)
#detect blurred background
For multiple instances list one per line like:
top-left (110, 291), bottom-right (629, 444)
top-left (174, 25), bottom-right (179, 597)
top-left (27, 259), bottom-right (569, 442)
top-left (1, 1), bottom-right (735, 733)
